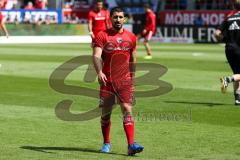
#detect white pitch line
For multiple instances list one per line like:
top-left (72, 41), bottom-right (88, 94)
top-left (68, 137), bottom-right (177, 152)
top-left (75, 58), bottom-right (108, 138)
top-left (192, 52), bottom-right (205, 57)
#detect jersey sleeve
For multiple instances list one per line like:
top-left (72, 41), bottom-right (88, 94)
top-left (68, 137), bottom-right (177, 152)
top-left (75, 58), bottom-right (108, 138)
top-left (88, 11), bottom-right (93, 22)
top-left (146, 13), bottom-right (156, 31)
top-left (219, 19), bottom-right (228, 32)
top-left (93, 31), bottom-right (106, 49)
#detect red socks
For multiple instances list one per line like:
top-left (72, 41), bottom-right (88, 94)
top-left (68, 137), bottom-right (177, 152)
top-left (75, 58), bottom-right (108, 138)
top-left (101, 119), bottom-right (111, 144)
top-left (123, 114), bottom-right (135, 145)
top-left (101, 115), bottom-right (135, 145)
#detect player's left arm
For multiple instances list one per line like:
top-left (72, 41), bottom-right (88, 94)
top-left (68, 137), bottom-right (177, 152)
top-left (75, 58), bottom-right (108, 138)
top-left (130, 35), bottom-right (137, 80)
top-left (130, 50), bottom-right (136, 79)
top-left (214, 29), bottom-right (223, 41)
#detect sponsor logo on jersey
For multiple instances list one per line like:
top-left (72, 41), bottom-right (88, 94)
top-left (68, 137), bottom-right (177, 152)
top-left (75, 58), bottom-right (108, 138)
top-left (104, 41), bottom-right (133, 53)
top-left (95, 17), bottom-right (106, 20)
top-left (229, 21), bottom-right (240, 30)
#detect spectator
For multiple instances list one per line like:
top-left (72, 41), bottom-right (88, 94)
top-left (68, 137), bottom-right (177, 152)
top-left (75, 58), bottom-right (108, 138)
top-left (23, 12), bottom-right (32, 23)
top-left (63, 0), bottom-right (73, 9)
top-left (70, 13), bottom-right (79, 24)
top-left (194, 15), bottom-right (204, 26)
top-left (206, 0), bottom-right (213, 9)
top-left (5, 0), bottom-right (19, 9)
top-left (63, 13), bottom-right (71, 23)
top-left (0, 0), bottom-right (7, 9)
top-left (24, 1), bottom-right (35, 10)
top-left (51, 15), bottom-right (57, 24)
top-left (195, 0), bottom-right (204, 10)
top-left (45, 15), bottom-right (51, 25)
top-left (5, 13), bottom-right (11, 24)
top-left (179, 0), bottom-right (188, 9)
top-left (165, 0), bottom-right (177, 9)
top-left (12, 0), bottom-right (20, 9)
top-left (37, 15), bottom-right (43, 25)
top-left (215, 0), bottom-right (223, 9)
top-left (126, 14), bottom-right (134, 24)
top-left (35, 0), bottom-right (48, 9)
top-left (13, 15), bottom-right (19, 24)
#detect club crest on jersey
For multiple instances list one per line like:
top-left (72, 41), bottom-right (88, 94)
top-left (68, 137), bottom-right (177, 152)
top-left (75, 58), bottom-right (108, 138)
top-left (117, 38), bottom-right (123, 44)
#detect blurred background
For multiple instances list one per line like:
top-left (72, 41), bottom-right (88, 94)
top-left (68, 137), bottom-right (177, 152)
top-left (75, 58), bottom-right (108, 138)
top-left (0, 0), bottom-right (236, 43)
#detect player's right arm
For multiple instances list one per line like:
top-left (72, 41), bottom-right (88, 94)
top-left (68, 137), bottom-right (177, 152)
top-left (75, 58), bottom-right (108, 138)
top-left (93, 47), bottom-right (107, 86)
top-left (92, 32), bottom-right (107, 85)
top-left (214, 19), bottom-right (227, 41)
top-left (214, 29), bottom-right (223, 41)
top-left (130, 34), bottom-right (137, 80)
top-left (88, 11), bottom-right (95, 39)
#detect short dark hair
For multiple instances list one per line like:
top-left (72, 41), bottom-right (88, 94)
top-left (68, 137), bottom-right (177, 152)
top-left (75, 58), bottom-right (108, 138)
top-left (96, 0), bottom-right (103, 2)
top-left (110, 7), bottom-right (124, 17)
top-left (234, 0), bottom-right (240, 10)
top-left (143, 3), bottom-right (151, 9)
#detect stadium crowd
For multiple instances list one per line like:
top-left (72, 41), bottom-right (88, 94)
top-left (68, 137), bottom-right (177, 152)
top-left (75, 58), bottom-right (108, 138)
top-left (0, 0), bottom-right (48, 9)
top-left (0, 0), bottom-right (237, 25)
top-left (164, 0), bottom-right (235, 10)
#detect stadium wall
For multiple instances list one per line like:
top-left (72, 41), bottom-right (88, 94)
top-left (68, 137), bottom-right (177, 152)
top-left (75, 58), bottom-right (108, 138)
top-left (151, 10), bottom-right (230, 43)
top-left (0, 36), bottom-right (91, 44)
top-left (5, 24), bottom-right (89, 36)
top-left (0, 9), bottom-right (230, 43)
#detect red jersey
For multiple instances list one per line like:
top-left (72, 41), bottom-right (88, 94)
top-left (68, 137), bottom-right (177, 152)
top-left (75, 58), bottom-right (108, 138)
top-left (1, 0), bottom-right (7, 9)
top-left (88, 9), bottom-right (110, 36)
top-left (0, 12), bottom-right (2, 23)
top-left (94, 28), bottom-right (136, 81)
top-left (36, 0), bottom-right (43, 9)
top-left (145, 10), bottom-right (156, 34)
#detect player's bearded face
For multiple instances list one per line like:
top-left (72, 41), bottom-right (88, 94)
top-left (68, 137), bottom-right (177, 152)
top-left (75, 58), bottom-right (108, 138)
top-left (111, 12), bottom-right (125, 31)
top-left (96, 2), bottom-right (103, 11)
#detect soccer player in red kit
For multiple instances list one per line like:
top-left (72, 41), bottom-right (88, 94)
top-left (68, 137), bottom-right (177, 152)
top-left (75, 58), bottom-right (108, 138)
top-left (138, 4), bottom-right (156, 59)
top-left (92, 7), bottom-right (144, 155)
top-left (88, 0), bottom-right (110, 41)
top-left (0, 2), bottom-right (9, 38)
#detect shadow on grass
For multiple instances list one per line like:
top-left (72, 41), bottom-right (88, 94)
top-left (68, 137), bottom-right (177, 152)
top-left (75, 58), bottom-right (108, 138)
top-left (164, 100), bottom-right (228, 107)
top-left (20, 146), bottom-right (127, 156)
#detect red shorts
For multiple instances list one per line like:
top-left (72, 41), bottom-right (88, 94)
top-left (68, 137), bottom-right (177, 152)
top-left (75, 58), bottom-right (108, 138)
top-left (142, 30), bottom-right (154, 42)
top-left (99, 80), bottom-right (134, 106)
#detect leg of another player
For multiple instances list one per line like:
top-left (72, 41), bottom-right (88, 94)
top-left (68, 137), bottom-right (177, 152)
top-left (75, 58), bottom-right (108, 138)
top-left (101, 105), bottom-right (112, 153)
top-left (137, 34), bottom-right (142, 40)
top-left (143, 41), bottom-right (152, 60)
top-left (221, 74), bottom-right (240, 91)
top-left (221, 74), bottom-right (240, 105)
top-left (233, 80), bottom-right (240, 105)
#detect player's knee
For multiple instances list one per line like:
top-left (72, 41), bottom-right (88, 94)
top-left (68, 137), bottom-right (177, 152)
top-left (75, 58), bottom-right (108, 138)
top-left (144, 40), bottom-right (149, 44)
top-left (123, 112), bottom-right (134, 123)
top-left (101, 114), bottom-right (111, 122)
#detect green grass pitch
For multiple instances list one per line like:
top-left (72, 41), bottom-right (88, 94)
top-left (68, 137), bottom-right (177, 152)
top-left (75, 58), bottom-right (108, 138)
top-left (1, 43), bottom-right (240, 160)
